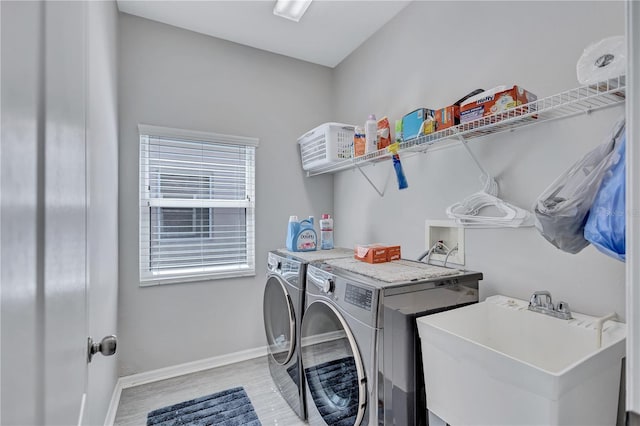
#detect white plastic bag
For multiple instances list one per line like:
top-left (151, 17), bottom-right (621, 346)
top-left (533, 120), bottom-right (625, 254)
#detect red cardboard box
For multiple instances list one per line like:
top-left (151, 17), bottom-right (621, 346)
top-left (386, 245), bottom-right (401, 261)
top-left (377, 117), bottom-right (392, 150)
top-left (355, 244), bottom-right (388, 263)
top-left (460, 85), bottom-right (537, 124)
top-left (435, 105), bottom-right (460, 131)
top-left (355, 244), bottom-right (402, 263)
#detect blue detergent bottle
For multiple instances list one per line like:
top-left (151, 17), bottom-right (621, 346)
top-left (286, 215), bottom-right (317, 252)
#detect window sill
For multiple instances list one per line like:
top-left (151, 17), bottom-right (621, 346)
top-left (140, 267), bottom-right (255, 287)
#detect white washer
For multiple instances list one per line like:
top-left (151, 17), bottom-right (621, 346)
top-left (263, 248), bottom-right (353, 420)
top-left (301, 259), bottom-right (482, 425)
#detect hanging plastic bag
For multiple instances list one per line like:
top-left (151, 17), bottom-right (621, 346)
top-left (584, 130), bottom-right (626, 261)
top-left (533, 119), bottom-right (625, 254)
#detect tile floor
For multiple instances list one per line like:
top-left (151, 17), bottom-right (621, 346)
top-left (114, 351), bottom-right (628, 426)
top-left (114, 356), bottom-right (306, 426)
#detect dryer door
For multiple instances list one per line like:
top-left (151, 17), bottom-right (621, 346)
top-left (263, 275), bottom-right (296, 365)
top-left (301, 300), bottom-right (367, 426)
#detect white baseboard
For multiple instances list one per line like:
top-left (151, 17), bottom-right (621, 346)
top-left (103, 345), bottom-right (267, 426)
top-left (103, 382), bottom-right (122, 426)
top-left (118, 345), bottom-right (267, 389)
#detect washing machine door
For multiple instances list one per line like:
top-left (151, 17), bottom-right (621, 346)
top-left (301, 300), bottom-right (367, 426)
top-left (263, 275), bottom-right (296, 365)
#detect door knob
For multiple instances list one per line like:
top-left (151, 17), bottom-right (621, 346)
top-left (87, 335), bottom-right (117, 363)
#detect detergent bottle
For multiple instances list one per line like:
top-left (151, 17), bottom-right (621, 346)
top-left (286, 215), bottom-right (317, 252)
top-left (320, 214), bottom-right (334, 250)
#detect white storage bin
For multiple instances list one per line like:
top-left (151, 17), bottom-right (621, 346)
top-left (298, 122), bottom-right (355, 171)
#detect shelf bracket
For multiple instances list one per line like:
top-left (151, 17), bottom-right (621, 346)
top-left (456, 134), bottom-right (498, 195)
top-left (354, 162), bottom-right (390, 197)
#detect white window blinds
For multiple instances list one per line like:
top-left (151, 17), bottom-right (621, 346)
top-left (139, 124), bottom-right (257, 285)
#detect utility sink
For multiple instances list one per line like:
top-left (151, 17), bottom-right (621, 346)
top-left (416, 295), bottom-right (626, 426)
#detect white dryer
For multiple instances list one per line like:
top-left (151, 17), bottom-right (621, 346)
top-left (301, 259), bottom-right (482, 425)
top-left (263, 248), bottom-right (353, 420)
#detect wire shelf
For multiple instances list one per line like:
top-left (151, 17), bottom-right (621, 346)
top-left (305, 76), bottom-right (626, 176)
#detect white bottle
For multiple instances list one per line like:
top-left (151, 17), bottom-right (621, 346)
top-left (320, 214), bottom-right (334, 250)
top-left (364, 114), bottom-right (377, 154)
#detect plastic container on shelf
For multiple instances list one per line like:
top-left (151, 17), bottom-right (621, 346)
top-left (298, 122), bottom-right (356, 171)
top-left (365, 114), bottom-right (377, 154)
top-left (319, 214), bottom-right (334, 250)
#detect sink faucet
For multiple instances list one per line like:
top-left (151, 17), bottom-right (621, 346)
top-left (528, 290), bottom-right (572, 320)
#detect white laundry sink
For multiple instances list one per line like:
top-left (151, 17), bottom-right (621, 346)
top-left (416, 295), bottom-right (626, 426)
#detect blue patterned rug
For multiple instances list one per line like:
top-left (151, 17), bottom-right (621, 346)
top-left (146, 386), bottom-right (261, 426)
top-left (300, 357), bottom-right (359, 426)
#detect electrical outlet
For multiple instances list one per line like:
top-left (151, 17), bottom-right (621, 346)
top-left (425, 220), bottom-right (465, 266)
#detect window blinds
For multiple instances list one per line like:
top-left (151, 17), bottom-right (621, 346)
top-left (139, 125), bottom-right (257, 285)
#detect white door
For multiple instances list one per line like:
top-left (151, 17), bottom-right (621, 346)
top-left (44, 2), bottom-right (89, 423)
top-left (1, 1), bottom-right (89, 424)
top-left (84, 1), bottom-right (120, 424)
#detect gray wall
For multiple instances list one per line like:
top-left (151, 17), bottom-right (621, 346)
top-left (118, 1), bottom-right (628, 376)
top-left (332, 1), bottom-right (627, 319)
top-left (118, 13), bottom-right (334, 375)
top-left (86, 1), bottom-right (119, 424)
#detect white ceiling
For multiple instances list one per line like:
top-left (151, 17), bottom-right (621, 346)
top-left (116, 0), bottom-right (411, 68)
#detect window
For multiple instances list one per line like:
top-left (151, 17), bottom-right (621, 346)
top-left (139, 124), bottom-right (257, 285)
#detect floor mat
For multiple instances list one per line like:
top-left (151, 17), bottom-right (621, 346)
top-left (303, 357), bottom-right (359, 426)
top-left (146, 386), bottom-right (261, 426)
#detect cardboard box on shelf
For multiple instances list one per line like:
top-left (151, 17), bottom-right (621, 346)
top-left (377, 117), bottom-right (392, 150)
top-left (460, 85), bottom-right (537, 124)
top-left (435, 105), bottom-right (460, 131)
top-left (402, 108), bottom-right (436, 140)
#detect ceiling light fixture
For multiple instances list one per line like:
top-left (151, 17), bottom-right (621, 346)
top-left (273, 0), bottom-right (313, 22)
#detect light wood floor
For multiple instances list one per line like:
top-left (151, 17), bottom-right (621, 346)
top-left (114, 356), bottom-right (306, 426)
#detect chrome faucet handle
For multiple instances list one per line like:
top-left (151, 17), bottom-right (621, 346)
top-left (528, 291), bottom-right (572, 320)
top-left (529, 294), bottom-right (540, 306)
top-left (529, 290), bottom-right (552, 308)
top-left (556, 301), bottom-right (572, 319)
